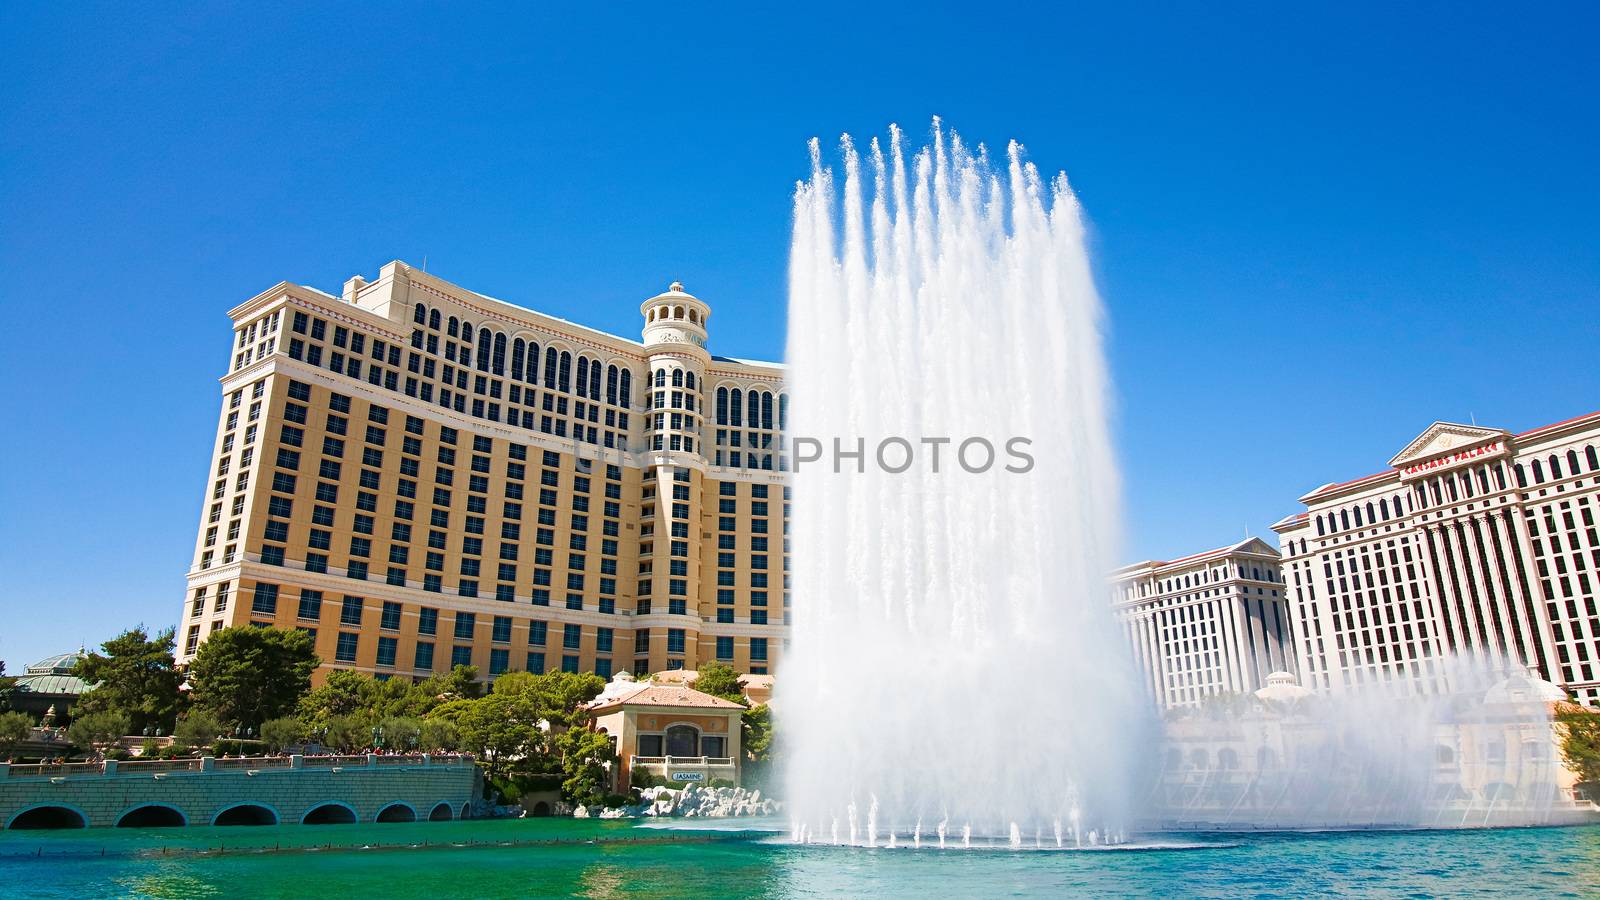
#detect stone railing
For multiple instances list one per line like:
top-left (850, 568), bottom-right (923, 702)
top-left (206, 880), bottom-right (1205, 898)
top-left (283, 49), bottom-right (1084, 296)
top-left (0, 752), bottom-right (475, 781)
top-left (631, 756), bottom-right (736, 767)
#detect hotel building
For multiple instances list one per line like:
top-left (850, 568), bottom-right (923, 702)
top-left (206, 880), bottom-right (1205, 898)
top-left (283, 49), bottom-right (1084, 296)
top-left (1112, 539), bottom-right (1297, 709)
top-left (1273, 412), bottom-right (1600, 704)
top-left (178, 261), bottom-right (790, 684)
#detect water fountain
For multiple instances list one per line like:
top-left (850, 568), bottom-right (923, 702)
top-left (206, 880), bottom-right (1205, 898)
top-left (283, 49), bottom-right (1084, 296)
top-left (780, 120), bottom-right (1157, 847)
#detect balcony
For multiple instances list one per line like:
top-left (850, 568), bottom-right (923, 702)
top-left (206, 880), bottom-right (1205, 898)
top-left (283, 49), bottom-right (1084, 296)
top-left (630, 755), bottom-right (738, 784)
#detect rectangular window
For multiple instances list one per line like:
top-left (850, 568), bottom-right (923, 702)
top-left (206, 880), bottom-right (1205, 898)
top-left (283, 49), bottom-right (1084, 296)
top-left (451, 645), bottom-right (473, 668)
top-left (529, 620), bottom-right (548, 646)
top-left (667, 628), bottom-right (685, 654)
top-left (526, 651), bottom-right (545, 674)
top-left (454, 612), bottom-right (476, 640)
top-left (418, 606), bottom-right (438, 635)
top-left (716, 636), bottom-right (733, 659)
top-left (340, 596), bottom-right (363, 626)
top-left (596, 627), bottom-right (614, 653)
top-left (376, 636), bottom-right (398, 667)
top-left (335, 632), bottom-right (359, 663)
top-left (251, 583), bottom-right (279, 616)
top-left (492, 615), bottom-right (512, 642)
top-left (414, 641), bottom-right (435, 671)
top-left (563, 623), bottom-right (582, 650)
top-left (297, 590), bottom-right (322, 621)
top-left (380, 601), bottom-right (402, 630)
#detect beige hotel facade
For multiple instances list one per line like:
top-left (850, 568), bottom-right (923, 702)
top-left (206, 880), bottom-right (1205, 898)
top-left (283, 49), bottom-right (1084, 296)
top-left (1273, 412), bottom-right (1600, 704)
top-left (179, 261), bottom-right (789, 684)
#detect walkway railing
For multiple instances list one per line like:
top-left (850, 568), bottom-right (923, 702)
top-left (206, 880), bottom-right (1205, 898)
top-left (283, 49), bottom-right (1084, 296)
top-left (0, 752), bottom-right (475, 781)
top-left (631, 756), bottom-right (736, 767)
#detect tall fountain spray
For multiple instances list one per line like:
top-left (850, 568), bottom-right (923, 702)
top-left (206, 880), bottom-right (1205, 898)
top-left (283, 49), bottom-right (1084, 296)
top-left (781, 121), bottom-right (1156, 845)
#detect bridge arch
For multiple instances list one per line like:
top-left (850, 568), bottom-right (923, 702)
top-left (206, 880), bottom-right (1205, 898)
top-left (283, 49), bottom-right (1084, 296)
top-left (213, 802), bottom-right (279, 826)
top-left (301, 801), bottom-right (359, 825)
top-left (375, 802), bottom-right (417, 823)
top-left (116, 803), bottom-right (188, 828)
top-left (6, 803), bottom-right (88, 830)
top-left (428, 801), bottom-right (454, 821)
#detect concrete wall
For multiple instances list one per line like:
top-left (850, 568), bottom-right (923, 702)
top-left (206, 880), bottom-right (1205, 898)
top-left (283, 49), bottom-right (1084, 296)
top-left (0, 754), bottom-right (480, 828)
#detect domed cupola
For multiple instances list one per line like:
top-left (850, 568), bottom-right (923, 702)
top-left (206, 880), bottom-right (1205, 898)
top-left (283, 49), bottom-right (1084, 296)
top-left (641, 281), bottom-right (710, 352)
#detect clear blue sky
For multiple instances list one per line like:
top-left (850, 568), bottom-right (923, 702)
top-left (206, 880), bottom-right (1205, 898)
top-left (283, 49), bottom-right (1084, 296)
top-left (2, 3), bottom-right (1596, 668)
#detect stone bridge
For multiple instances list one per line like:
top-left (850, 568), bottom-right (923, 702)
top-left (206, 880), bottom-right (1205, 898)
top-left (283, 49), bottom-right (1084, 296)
top-left (0, 753), bottom-right (481, 829)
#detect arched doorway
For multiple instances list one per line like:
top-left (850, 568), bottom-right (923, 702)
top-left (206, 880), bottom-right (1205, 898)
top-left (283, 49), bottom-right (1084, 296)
top-left (530, 801), bottom-right (551, 817)
top-left (116, 804), bottom-right (187, 828)
top-left (428, 802), bottom-right (454, 821)
top-left (375, 803), bottom-right (416, 823)
top-left (213, 804), bottom-right (278, 826)
top-left (302, 803), bottom-right (358, 825)
top-left (7, 805), bottom-right (87, 830)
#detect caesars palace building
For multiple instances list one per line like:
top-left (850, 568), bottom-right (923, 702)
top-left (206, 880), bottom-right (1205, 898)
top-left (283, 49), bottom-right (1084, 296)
top-left (1272, 413), bottom-right (1600, 705)
top-left (179, 261), bottom-right (790, 682)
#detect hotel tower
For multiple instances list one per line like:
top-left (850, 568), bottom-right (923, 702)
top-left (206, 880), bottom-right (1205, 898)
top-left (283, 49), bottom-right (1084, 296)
top-left (179, 261), bottom-right (789, 684)
top-left (1274, 413), bottom-right (1600, 704)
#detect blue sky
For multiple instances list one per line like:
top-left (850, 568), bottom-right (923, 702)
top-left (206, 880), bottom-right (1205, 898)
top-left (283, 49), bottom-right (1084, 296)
top-left (2, 3), bottom-right (1596, 668)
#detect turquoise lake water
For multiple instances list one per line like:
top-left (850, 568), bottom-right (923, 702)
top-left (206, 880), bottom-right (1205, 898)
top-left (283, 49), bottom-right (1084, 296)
top-left (3, 819), bottom-right (1598, 898)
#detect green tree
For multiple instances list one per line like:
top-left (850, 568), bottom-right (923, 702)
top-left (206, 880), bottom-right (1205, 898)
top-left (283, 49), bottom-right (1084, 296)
top-left (186, 627), bottom-right (318, 729)
top-left (67, 710), bottom-right (131, 756)
top-left (71, 626), bottom-right (183, 734)
top-left (0, 711), bottom-right (31, 759)
top-left (296, 669), bottom-right (373, 729)
top-left (323, 715), bottom-right (369, 753)
top-left (378, 716), bottom-right (423, 752)
top-left (454, 692), bottom-right (542, 779)
top-left (692, 663), bottom-right (748, 705)
top-left (419, 717), bottom-right (460, 752)
top-left (558, 727), bottom-right (616, 806)
top-left (260, 716), bottom-right (303, 753)
top-left (1559, 706), bottom-right (1600, 794)
top-left (171, 709), bottom-right (223, 752)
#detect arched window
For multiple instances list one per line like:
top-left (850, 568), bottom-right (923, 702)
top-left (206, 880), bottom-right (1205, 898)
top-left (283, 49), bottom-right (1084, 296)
top-left (747, 391), bottom-right (759, 428)
top-left (716, 387), bottom-right (729, 424)
top-left (1353, 506), bottom-right (1363, 527)
top-left (654, 369), bottom-right (666, 388)
top-left (1514, 464), bottom-right (1527, 488)
top-left (761, 392), bottom-right (773, 430)
top-left (476, 329), bottom-right (492, 372)
top-left (1340, 510), bottom-right (1350, 531)
top-left (588, 361), bottom-right (600, 400)
top-left (606, 365), bottom-right (619, 404)
top-left (665, 724), bottom-right (700, 757)
top-left (575, 357), bottom-right (589, 397)
top-left (672, 369), bottom-right (684, 388)
top-left (429, 309), bottom-right (440, 330)
top-left (544, 347), bottom-right (558, 387)
top-left (685, 371), bottom-right (696, 390)
top-left (526, 342), bottom-right (539, 384)
top-left (1379, 498), bottom-right (1390, 520)
top-left (448, 316), bottom-right (459, 337)
top-left (730, 389), bottom-right (743, 426)
top-left (619, 369), bottom-right (632, 408)
top-left (1569, 449), bottom-right (1582, 475)
top-left (414, 302), bottom-right (427, 324)
top-left (1587, 446), bottom-right (1599, 472)
top-left (1549, 454), bottom-right (1563, 480)
top-left (558, 351), bottom-right (571, 392)
top-left (1316, 515), bottom-right (1325, 537)
top-left (779, 394), bottom-right (788, 431)
top-left (491, 332), bottom-right (506, 374)
top-left (1532, 460), bottom-right (1545, 484)
top-left (511, 339), bottom-right (525, 380)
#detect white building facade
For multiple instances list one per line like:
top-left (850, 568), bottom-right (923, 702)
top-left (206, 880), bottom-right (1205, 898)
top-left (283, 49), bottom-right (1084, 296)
top-left (1112, 538), bottom-right (1297, 709)
top-left (1274, 411), bottom-right (1600, 704)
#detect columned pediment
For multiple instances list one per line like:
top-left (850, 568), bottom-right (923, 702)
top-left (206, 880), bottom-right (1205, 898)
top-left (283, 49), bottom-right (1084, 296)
top-left (1389, 421), bottom-right (1512, 476)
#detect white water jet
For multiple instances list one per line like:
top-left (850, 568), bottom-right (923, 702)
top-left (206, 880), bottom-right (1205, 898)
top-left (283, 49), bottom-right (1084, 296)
top-left (936, 818), bottom-right (947, 849)
top-left (962, 825), bottom-right (972, 849)
top-left (781, 120), bottom-right (1153, 843)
